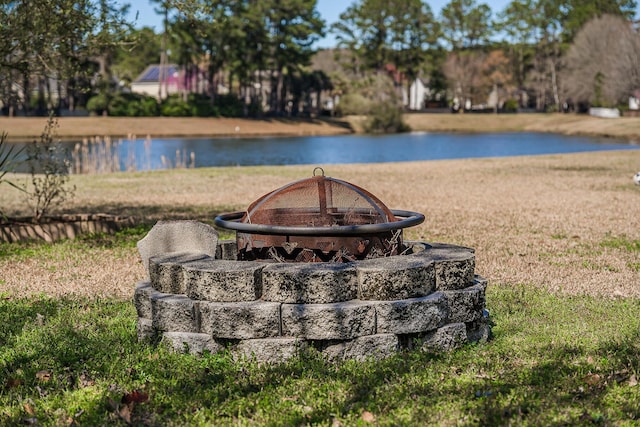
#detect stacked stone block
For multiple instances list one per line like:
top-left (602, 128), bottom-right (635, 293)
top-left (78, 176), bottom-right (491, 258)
top-left (135, 239), bottom-right (491, 363)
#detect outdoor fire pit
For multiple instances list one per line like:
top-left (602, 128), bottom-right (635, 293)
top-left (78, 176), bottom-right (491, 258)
top-left (214, 167), bottom-right (424, 262)
top-left (134, 170), bottom-right (491, 363)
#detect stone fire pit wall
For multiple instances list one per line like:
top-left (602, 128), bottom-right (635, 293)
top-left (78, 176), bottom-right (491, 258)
top-left (135, 235), bottom-right (491, 363)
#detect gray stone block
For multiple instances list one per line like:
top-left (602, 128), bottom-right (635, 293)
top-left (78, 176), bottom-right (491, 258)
top-left (134, 281), bottom-right (160, 319)
top-left (215, 240), bottom-right (238, 260)
top-left (322, 334), bottom-right (399, 362)
top-left (281, 300), bottom-right (375, 340)
top-left (410, 243), bottom-right (476, 290)
top-left (151, 293), bottom-right (199, 333)
top-left (466, 318), bottom-right (492, 344)
top-left (199, 301), bottom-right (281, 339)
top-left (374, 292), bottom-right (447, 334)
top-left (262, 262), bottom-right (358, 303)
top-left (420, 323), bottom-right (468, 352)
top-left (162, 332), bottom-right (224, 355)
top-left (356, 256), bottom-right (435, 300)
top-left (136, 317), bottom-right (155, 342)
top-left (184, 259), bottom-right (264, 302)
top-left (442, 281), bottom-right (486, 323)
top-left (235, 338), bottom-right (307, 363)
top-left (149, 252), bottom-right (212, 294)
top-left (137, 220), bottom-right (219, 277)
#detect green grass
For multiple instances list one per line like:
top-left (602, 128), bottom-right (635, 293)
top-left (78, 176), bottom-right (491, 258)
top-left (0, 225), bottom-right (151, 260)
top-left (1, 286), bottom-right (639, 426)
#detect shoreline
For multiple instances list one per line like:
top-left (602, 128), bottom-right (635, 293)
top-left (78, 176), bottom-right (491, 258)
top-left (1, 113), bottom-right (640, 142)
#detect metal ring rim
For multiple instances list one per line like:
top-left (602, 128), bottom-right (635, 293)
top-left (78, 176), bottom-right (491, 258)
top-left (214, 209), bottom-right (425, 236)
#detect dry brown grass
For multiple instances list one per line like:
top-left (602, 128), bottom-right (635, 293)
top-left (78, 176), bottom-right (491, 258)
top-left (3, 113), bottom-right (640, 141)
top-left (2, 150), bottom-right (639, 300)
top-left (0, 116), bottom-right (352, 141)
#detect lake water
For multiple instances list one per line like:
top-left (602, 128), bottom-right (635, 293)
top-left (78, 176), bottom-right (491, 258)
top-left (17, 131), bottom-right (640, 171)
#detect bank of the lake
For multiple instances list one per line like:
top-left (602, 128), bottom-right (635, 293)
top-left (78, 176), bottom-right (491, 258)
top-left (2, 113), bottom-right (640, 141)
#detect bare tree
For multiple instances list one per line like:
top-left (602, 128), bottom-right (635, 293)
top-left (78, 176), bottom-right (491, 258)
top-left (443, 50), bottom-right (486, 107)
top-left (563, 14), bottom-right (640, 107)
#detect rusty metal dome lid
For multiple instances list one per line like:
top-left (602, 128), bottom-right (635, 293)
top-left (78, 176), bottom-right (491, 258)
top-left (242, 167), bottom-right (395, 228)
top-left (214, 168), bottom-right (424, 237)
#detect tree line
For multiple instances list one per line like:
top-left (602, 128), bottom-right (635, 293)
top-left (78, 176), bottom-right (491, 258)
top-left (0, 0), bottom-right (638, 119)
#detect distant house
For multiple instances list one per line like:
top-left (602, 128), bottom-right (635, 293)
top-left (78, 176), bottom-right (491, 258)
top-left (407, 79), bottom-right (430, 110)
top-left (131, 64), bottom-right (181, 99)
top-left (629, 90), bottom-right (640, 110)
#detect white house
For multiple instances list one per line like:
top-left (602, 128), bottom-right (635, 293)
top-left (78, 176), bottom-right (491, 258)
top-left (131, 64), bottom-right (181, 99)
top-left (407, 79), bottom-right (430, 110)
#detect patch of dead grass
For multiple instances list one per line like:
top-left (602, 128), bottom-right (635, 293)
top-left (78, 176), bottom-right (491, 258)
top-left (1, 150), bottom-right (639, 300)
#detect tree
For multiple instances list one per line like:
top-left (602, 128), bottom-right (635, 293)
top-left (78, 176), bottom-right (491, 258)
top-left (560, 0), bottom-right (637, 42)
top-left (442, 50), bottom-right (486, 107)
top-left (263, 0), bottom-right (325, 114)
top-left (440, 0), bottom-right (493, 50)
top-left (112, 27), bottom-right (161, 84)
top-left (563, 14), bottom-right (640, 107)
top-left (496, 0), bottom-right (538, 91)
top-left (0, 0), bottom-right (132, 114)
top-left (332, 0), bottom-right (440, 110)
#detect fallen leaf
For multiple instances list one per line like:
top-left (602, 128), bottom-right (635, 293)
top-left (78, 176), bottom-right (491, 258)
top-left (118, 404), bottom-right (131, 424)
top-left (584, 373), bottom-right (601, 386)
top-left (36, 370), bottom-right (52, 382)
top-left (24, 403), bottom-right (35, 415)
top-left (361, 411), bottom-right (376, 423)
top-left (629, 374), bottom-right (638, 387)
top-left (122, 390), bottom-right (149, 404)
top-left (5, 378), bottom-right (22, 389)
top-left (79, 372), bottom-right (95, 388)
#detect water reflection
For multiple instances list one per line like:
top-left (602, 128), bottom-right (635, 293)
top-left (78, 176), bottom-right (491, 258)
top-left (13, 132), bottom-right (640, 172)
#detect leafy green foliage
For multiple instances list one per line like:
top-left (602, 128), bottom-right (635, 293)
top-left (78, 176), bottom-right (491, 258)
top-left (109, 93), bottom-right (159, 117)
top-left (364, 102), bottom-right (411, 134)
top-left (86, 94), bottom-right (109, 116)
top-left (1, 286), bottom-right (639, 425)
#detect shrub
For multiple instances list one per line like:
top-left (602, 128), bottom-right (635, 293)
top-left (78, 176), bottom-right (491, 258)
top-left (107, 93), bottom-right (159, 117)
top-left (160, 95), bottom-right (192, 117)
top-left (503, 98), bottom-right (519, 112)
top-left (188, 93), bottom-right (215, 117)
top-left (334, 93), bottom-right (372, 116)
top-left (213, 94), bottom-right (243, 117)
top-left (23, 114), bottom-right (75, 222)
top-left (86, 94), bottom-right (109, 116)
top-left (0, 131), bottom-right (25, 217)
top-left (363, 101), bottom-right (410, 134)
top-left (107, 94), bottom-right (132, 116)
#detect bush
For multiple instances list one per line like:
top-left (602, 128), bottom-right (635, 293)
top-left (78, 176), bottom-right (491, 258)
top-left (334, 93), bottom-right (372, 116)
top-left (0, 131), bottom-right (25, 216)
top-left (188, 93), bottom-right (216, 117)
top-left (160, 95), bottom-right (192, 117)
top-left (213, 94), bottom-right (244, 117)
top-left (23, 114), bottom-right (75, 222)
top-left (86, 94), bottom-right (109, 116)
top-left (363, 102), bottom-right (410, 134)
top-left (108, 93), bottom-right (159, 117)
top-left (503, 98), bottom-right (519, 112)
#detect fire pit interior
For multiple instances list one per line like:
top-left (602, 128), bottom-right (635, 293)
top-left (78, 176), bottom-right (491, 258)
top-left (134, 170), bottom-right (491, 363)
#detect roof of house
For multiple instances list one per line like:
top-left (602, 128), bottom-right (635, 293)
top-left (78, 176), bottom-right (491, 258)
top-left (133, 64), bottom-right (179, 83)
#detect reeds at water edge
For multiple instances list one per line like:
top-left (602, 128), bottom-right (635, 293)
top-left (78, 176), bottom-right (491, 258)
top-left (71, 134), bottom-right (195, 174)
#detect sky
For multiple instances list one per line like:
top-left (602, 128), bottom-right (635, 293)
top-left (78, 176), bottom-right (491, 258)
top-left (124, 0), bottom-right (511, 48)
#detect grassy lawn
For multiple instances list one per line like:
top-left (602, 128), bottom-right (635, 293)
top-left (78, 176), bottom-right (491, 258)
top-left (1, 149), bottom-right (639, 425)
top-left (1, 227), bottom-right (640, 426)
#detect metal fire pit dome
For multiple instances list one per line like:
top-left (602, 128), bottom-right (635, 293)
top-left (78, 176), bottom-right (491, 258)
top-left (215, 168), bottom-right (424, 262)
